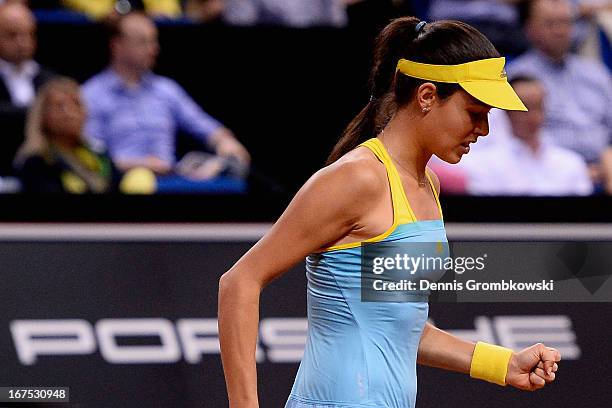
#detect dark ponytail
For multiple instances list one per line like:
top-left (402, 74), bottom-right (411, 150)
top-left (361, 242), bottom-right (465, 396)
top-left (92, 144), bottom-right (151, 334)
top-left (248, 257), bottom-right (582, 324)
top-left (326, 17), bottom-right (500, 164)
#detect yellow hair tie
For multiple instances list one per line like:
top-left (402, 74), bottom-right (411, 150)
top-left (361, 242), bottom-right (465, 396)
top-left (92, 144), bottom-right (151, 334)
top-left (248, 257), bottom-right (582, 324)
top-left (469, 341), bottom-right (513, 386)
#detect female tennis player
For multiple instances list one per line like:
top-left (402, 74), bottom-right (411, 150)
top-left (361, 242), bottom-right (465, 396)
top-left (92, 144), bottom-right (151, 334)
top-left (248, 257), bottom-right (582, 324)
top-left (219, 17), bottom-right (561, 408)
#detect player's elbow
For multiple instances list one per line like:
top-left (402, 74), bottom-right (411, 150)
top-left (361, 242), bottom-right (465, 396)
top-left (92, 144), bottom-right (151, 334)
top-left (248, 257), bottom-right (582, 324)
top-left (218, 267), bottom-right (261, 304)
top-left (218, 270), bottom-right (239, 299)
top-left (218, 271), bottom-right (231, 293)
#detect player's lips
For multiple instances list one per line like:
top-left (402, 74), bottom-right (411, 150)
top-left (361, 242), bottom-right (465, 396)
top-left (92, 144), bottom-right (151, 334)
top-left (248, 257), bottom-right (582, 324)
top-left (460, 139), bottom-right (477, 153)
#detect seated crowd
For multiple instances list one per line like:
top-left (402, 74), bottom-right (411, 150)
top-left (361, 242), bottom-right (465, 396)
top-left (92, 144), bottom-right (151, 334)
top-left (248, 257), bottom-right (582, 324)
top-left (430, 0), bottom-right (612, 195)
top-left (0, 0), bottom-right (610, 195)
top-left (19, 0), bottom-right (418, 26)
top-left (0, 2), bottom-right (251, 193)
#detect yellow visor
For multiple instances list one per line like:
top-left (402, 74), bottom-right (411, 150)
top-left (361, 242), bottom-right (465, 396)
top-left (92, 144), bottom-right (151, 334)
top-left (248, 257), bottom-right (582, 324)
top-left (396, 57), bottom-right (527, 111)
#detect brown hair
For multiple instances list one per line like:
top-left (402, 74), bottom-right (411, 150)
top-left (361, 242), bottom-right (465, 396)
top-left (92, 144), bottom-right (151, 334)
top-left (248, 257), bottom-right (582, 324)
top-left (326, 17), bottom-right (500, 164)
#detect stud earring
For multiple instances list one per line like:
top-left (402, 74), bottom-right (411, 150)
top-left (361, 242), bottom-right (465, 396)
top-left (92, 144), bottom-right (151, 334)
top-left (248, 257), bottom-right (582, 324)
top-left (422, 107), bottom-right (430, 113)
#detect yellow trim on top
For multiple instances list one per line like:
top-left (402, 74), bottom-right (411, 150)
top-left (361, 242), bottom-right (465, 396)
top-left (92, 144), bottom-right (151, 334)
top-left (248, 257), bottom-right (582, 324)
top-left (425, 170), bottom-right (444, 221)
top-left (320, 138), bottom-right (445, 252)
top-left (321, 221), bottom-right (399, 252)
top-left (375, 138), bottom-right (417, 225)
top-left (395, 172), bottom-right (418, 225)
top-left (322, 139), bottom-right (400, 252)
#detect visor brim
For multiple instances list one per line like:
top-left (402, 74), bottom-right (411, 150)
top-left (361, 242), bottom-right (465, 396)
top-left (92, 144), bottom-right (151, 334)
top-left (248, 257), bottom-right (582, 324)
top-left (459, 80), bottom-right (528, 111)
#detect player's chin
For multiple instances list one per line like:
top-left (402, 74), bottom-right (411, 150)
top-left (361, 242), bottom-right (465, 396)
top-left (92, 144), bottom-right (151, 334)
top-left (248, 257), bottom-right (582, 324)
top-left (437, 148), bottom-right (465, 164)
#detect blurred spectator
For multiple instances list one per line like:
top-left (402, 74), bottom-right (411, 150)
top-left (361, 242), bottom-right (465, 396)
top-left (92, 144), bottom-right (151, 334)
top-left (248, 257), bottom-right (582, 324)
top-left (183, 0), bottom-right (224, 23)
top-left (82, 12), bottom-right (250, 177)
top-left (0, 2), bottom-right (55, 175)
top-left (222, 0), bottom-right (349, 27)
top-left (575, 1), bottom-right (612, 70)
top-left (460, 77), bottom-right (593, 196)
top-left (13, 77), bottom-right (122, 193)
top-left (428, 0), bottom-right (528, 55)
top-left (509, 0), bottom-right (612, 189)
top-left (61, 0), bottom-right (182, 20)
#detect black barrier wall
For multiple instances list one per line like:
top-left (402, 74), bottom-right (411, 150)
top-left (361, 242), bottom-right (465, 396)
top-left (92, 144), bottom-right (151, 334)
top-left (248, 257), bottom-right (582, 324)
top-left (0, 237), bottom-right (611, 407)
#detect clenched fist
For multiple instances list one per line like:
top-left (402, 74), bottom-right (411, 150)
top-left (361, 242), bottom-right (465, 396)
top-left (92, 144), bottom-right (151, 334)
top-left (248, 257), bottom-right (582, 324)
top-left (506, 343), bottom-right (561, 391)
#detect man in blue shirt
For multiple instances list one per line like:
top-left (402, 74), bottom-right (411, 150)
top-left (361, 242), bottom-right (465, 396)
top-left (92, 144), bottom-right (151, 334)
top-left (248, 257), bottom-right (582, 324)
top-left (83, 12), bottom-right (250, 175)
top-left (223, 0), bottom-right (348, 27)
top-left (508, 0), bottom-right (612, 191)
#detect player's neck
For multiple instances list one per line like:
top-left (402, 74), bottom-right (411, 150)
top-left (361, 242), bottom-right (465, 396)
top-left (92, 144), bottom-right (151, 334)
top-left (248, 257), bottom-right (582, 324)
top-left (379, 112), bottom-right (431, 181)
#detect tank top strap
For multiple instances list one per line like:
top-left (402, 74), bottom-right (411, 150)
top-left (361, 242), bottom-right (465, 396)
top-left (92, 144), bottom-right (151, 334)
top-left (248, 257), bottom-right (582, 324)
top-left (358, 138), bottom-right (416, 224)
top-left (425, 170), bottom-right (444, 221)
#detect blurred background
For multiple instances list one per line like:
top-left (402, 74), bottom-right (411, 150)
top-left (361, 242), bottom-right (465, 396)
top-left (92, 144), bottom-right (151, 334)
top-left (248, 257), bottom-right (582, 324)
top-left (0, 1), bottom-right (611, 407)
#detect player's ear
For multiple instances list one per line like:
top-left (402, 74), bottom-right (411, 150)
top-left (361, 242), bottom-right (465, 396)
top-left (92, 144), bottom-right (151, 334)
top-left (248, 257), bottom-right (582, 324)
top-left (416, 82), bottom-right (437, 111)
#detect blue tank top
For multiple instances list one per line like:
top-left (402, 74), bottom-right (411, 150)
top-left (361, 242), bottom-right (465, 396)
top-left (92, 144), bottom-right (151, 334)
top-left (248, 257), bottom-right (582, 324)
top-left (286, 138), bottom-right (448, 408)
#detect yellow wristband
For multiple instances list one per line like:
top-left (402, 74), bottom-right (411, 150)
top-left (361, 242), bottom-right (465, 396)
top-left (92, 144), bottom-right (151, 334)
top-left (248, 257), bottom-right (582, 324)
top-left (469, 341), bottom-right (513, 386)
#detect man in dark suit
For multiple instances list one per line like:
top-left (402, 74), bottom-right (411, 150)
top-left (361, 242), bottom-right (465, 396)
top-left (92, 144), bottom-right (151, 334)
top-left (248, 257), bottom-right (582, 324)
top-left (0, 2), bottom-right (54, 175)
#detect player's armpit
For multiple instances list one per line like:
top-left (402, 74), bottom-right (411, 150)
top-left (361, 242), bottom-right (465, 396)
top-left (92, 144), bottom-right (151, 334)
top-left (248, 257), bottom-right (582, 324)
top-left (227, 157), bottom-right (385, 288)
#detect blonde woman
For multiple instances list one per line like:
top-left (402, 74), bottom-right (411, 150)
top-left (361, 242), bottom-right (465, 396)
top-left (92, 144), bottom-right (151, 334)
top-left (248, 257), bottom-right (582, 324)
top-left (14, 77), bottom-right (120, 193)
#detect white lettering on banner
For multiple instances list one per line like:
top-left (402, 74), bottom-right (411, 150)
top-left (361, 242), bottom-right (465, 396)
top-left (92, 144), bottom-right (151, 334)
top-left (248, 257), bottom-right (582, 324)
top-left (9, 315), bottom-right (581, 365)
top-left (436, 316), bottom-right (496, 344)
top-left (96, 319), bottom-right (181, 364)
top-left (493, 316), bottom-right (582, 359)
top-left (10, 319), bottom-right (96, 365)
top-left (176, 319), bottom-right (265, 364)
top-left (176, 319), bottom-right (219, 364)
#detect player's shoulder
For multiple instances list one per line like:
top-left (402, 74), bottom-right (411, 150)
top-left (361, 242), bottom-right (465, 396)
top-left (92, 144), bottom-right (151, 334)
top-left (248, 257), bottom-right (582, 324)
top-left (307, 145), bottom-right (387, 201)
top-left (324, 146), bottom-right (386, 190)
